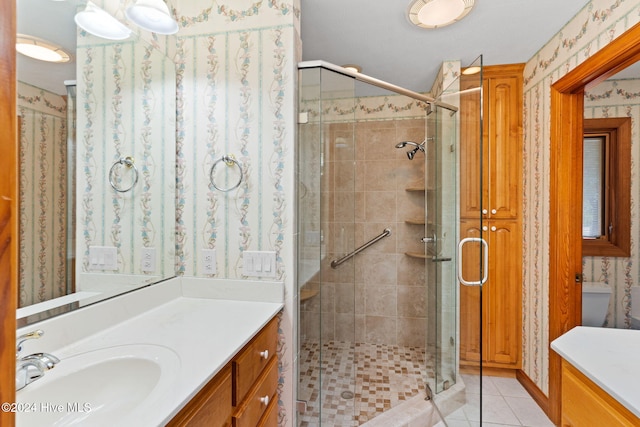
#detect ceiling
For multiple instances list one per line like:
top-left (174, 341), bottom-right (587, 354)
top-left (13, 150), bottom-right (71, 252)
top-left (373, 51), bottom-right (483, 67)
top-left (300, 0), bottom-right (591, 93)
top-left (19, 0), bottom-right (598, 96)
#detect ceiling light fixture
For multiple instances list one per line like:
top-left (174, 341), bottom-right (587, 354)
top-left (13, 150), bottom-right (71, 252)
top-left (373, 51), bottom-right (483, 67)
top-left (408, 0), bottom-right (475, 29)
top-left (16, 34), bottom-right (71, 63)
top-left (342, 64), bottom-right (362, 73)
top-left (462, 66), bottom-right (481, 75)
top-left (74, 1), bottom-right (132, 40)
top-left (125, 0), bottom-right (179, 35)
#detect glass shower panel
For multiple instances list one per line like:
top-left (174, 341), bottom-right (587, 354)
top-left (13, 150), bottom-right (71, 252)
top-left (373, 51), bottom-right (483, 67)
top-left (297, 66), bottom-right (357, 426)
top-left (444, 55), bottom-right (485, 424)
top-left (424, 102), bottom-right (458, 394)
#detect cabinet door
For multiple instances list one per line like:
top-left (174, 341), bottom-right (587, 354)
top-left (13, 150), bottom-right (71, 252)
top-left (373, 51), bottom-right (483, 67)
top-left (168, 365), bottom-right (232, 427)
top-left (485, 74), bottom-right (522, 220)
top-left (459, 75), bottom-right (485, 219)
top-left (459, 220), bottom-right (486, 364)
top-left (485, 220), bottom-right (521, 367)
top-left (460, 220), bottom-right (521, 368)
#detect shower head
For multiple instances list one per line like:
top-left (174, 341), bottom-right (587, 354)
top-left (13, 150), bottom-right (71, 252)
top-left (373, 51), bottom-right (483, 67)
top-left (395, 140), bottom-right (425, 160)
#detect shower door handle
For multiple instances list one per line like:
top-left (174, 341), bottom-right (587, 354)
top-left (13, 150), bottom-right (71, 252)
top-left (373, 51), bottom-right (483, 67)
top-left (457, 237), bottom-right (488, 286)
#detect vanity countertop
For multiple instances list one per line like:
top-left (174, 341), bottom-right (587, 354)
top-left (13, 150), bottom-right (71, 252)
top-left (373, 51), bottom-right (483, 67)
top-left (551, 326), bottom-right (640, 418)
top-left (16, 277), bottom-right (284, 426)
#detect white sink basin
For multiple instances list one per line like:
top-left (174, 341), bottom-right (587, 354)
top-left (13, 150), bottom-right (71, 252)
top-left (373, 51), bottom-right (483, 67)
top-left (16, 344), bottom-right (180, 426)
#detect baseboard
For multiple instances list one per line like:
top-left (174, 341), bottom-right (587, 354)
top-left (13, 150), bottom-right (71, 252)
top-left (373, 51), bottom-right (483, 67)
top-left (459, 365), bottom-right (517, 378)
top-left (516, 369), bottom-right (550, 417)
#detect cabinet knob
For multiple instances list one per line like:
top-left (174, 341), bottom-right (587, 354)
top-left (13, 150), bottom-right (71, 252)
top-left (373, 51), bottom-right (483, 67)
top-left (260, 350), bottom-right (269, 360)
top-left (260, 395), bottom-right (269, 406)
top-left (482, 226), bottom-right (488, 231)
top-left (491, 226), bottom-right (497, 232)
top-left (491, 209), bottom-right (497, 214)
top-left (482, 209), bottom-right (488, 215)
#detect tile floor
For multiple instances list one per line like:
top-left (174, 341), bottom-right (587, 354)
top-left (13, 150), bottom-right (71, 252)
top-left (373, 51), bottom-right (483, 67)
top-left (444, 374), bottom-right (555, 427)
top-left (298, 340), bottom-right (553, 426)
top-left (298, 340), bottom-right (434, 426)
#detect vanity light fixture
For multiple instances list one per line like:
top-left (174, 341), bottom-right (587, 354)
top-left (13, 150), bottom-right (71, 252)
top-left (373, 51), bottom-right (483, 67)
top-left (74, 1), bottom-right (132, 40)
top-left (408, 0), bottom-right (475, 29)
top-left (16, 35), bottom-right (71, 63)
top-left (125, 0), bottom-right (179, 35)
top-left (342, 64), bottom-right (362, 73)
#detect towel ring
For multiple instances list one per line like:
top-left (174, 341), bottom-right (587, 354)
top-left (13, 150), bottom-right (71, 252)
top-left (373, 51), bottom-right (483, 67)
top-left (210, 155), bottom-right (243, 192)
top-left (109, 156), bottom-right (139, 193)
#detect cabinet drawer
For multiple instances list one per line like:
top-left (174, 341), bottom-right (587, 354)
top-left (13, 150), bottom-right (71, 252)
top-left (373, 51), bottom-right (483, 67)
top-left (233, 316), bottom-right (278, 404)
top-left (257, 391), bottom-right (278, 427)
top-left (233, 356), bottom-right (278, 427)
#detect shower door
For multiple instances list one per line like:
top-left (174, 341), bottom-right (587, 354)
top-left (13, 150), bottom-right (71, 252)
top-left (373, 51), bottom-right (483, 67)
top-left (427, 56), bottom-right (486, 423)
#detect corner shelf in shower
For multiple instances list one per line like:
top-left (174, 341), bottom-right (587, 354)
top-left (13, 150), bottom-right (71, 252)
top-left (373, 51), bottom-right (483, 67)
top-left (300, 286), bottom-right (319, 302)
top-left (405, 251), bottom-right (427, 259)
top-left (404, 186), bottom-right (434, 193)
top-left (405, 218), bottom-right (426, 225)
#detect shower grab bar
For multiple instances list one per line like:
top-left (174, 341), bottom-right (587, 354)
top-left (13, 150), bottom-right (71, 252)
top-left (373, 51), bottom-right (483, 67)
top-left (331, 228), bottom-right (391, 269)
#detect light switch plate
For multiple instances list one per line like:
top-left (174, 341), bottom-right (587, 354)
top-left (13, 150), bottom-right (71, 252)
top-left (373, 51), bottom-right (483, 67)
top-left (243, 251), bottom-right (277, 277)
top-left (202, 249), bottom-right (216, 275)
top-left (88, 246), bottom-right (118, 271)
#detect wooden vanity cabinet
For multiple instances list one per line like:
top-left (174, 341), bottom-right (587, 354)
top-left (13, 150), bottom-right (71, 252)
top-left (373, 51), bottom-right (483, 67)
top-left (168, 316), bottom-right (279, 427)
top-left (459, 63), bottom-right (524, 371)
top-left (561, 359), bottom-right (640, 426)
top-left (232, 316), bottom-right (279, 426)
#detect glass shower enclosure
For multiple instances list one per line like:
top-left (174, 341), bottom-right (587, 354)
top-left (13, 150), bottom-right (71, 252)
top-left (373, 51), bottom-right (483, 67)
top-left (296, 61), bottom-right (484, 426)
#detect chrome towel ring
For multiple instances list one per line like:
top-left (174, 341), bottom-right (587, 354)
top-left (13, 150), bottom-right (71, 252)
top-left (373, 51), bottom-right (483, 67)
top-left (210, 155), bottom-right (243, 192)
top-left (109, 156), bottom-right (139, 193)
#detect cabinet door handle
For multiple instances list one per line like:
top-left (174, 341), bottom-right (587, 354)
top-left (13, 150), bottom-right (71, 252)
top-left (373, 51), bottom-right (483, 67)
top-left (260, 350), bottom-right (269, 360)
top-left (491, 209), bottom-right (497, 214)
top-left (260, 395), bottom-right (269, 406)
top-left (491, 226), bottom-right (497, 232)
top-left (482, 226), bottom-right (488, 231)
top-left (482, 209), bottom-right (488, 215)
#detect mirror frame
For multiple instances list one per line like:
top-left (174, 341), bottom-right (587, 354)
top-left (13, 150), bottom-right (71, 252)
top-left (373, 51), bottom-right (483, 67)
top-left (549, 21), bottom-right (640, 424)
top-left (1, 0), bottom-right (18, 421)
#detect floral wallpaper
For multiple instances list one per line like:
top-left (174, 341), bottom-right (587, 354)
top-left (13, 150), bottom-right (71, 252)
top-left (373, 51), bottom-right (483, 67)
top-left (522, 0), bottom-right (640, 395)
top-left (171, 0), bottom-right (300, 424)
top-left (17, 82), bottom-right (68, 307)
top-left (75, 34), bottom-right (176, 283)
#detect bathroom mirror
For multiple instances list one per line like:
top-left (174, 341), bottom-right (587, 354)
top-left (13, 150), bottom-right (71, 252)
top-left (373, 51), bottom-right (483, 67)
top-left (17, 0), bottom-right (176, 326)
top-left (580, 60), bottom-right (640, 329)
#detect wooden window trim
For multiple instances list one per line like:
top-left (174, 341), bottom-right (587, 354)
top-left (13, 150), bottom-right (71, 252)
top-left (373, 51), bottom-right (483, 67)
top-left (582, 117), bottom-right (631, 257)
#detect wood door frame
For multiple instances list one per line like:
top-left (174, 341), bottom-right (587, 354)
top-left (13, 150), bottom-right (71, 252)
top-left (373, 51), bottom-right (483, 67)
top-left (0, 0), bottom-right (17, 424)
top-left (548, 21), bottom-right (640, 424)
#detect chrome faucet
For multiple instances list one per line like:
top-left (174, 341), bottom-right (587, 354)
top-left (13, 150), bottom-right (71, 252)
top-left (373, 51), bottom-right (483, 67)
top-left (16, 330), bottom-right (60, 391)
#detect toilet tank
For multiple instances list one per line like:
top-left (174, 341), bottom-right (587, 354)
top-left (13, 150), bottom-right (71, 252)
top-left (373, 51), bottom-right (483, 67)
top-left (582, 283), bottom-right (612, 327)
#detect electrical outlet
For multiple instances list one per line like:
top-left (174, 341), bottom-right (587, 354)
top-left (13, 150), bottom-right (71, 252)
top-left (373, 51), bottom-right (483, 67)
top-left (141, 248), bottom-right (156, 273)
top-left (202, 249), bottom-right (216, 275)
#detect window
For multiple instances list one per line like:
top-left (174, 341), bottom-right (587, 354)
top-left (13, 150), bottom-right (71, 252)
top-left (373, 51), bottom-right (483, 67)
top-left (582, 117), bottom-right (631, 257)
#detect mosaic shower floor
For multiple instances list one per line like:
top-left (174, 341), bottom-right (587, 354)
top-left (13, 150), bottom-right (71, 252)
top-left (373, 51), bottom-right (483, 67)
top-left (298, 340), bottom-right (434, 426)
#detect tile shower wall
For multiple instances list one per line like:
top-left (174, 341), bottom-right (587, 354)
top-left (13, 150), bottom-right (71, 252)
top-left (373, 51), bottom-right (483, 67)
top-left (299, 96), bottom-right (431, 348)
top-left (583, 77), bottom-right (640, 329)
top-left (522, 0), bottom-right (640, 395)
top-left (17, 82), bottom-right (67, 307)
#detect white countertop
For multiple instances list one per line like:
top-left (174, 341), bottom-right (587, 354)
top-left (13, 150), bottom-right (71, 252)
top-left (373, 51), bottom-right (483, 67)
top-left (16, 278), bottom-right (284, 426)
top-left (551, 326), bottom-right (640, 418)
